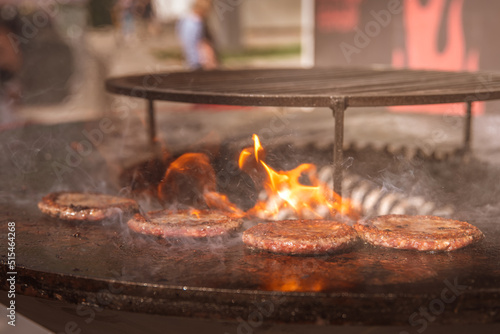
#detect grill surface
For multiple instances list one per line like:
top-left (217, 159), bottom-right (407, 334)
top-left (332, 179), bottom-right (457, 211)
top-left (1, 121), bottom-right (500, 329)
top-left (105, 67), bottom-right (500, 107)
top-left (1, 202), bottom-right (500, 326)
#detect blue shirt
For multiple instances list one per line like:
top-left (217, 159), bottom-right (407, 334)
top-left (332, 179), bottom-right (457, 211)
top-left (176, 14), bottom-right (203, 70)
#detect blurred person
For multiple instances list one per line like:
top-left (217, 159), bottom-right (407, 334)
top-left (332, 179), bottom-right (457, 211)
top-left (113, 0), bottom-right (136, 43)
top-left (135, 0), bottom-right (157, 37)
top-left (0, 9), bottom-right (22, 126)
top-left (176, 0), bottom-right (218, 70)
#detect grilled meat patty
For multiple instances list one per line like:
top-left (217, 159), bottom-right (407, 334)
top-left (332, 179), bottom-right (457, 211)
top-left (242, 220), bottom-right (358, 255)
top-left (127, 209), bottom-right (242, 238)
top-left (354, 214), bottom-right (484, 251)
top-left (38, 192), bottom-right (139, 221)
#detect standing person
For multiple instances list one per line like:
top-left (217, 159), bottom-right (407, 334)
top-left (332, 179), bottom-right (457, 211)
top-left (136, 0), bottom-right (156, 37)
top-left (176, 0), bottom-right (218, 70)
top-left (114, 0), bottom-right (136, 43)
top-left (0, 10), bottom-right (22, 126)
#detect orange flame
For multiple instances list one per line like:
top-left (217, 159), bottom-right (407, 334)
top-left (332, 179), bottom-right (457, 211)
top-left (158, 152), bottom-right (242, 216)
top-left (189, 209), bottom-right (202, 218)
top-left (264, 277), bottom-right (326, 292)
top-left (155, 134), bottom-right (358, 220)
top-left (158, 152), bottom-right (216, 207)
top-left (239, 134), bottom-right (359, 220)
top-left (204, 191), bottom-right (243, 216)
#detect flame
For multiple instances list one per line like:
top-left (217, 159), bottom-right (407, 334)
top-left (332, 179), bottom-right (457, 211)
top-left (264, 277), bottom-right (325, 292)
top-left (155, 134), bottom-right (358, 220)
top-left (158, 152), bottom-right (216, 207)
top-left (188, 209), bottom-right (202, 218)
top-left (204, 191), bottom-right (243, 216)
top-left (239, 134), bottom-right (359, 220)
top-left (238, 149), bottom-right (252, 169)
top-left (158, 152), bottom-right (242, 217)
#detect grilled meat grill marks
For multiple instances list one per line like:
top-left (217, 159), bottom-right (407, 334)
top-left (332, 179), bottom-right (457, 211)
top-left (243, 220), bottom-right (358, 255)
top-left (38, 192), bottom-right (139, 221)
top-left (127, 209), bottom-right (243, 238)
top-left (354, 214), bottom-right (484, 251)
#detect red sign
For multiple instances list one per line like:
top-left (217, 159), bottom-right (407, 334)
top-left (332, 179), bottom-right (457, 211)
top-left (315, 0), bottom-right (496, 115)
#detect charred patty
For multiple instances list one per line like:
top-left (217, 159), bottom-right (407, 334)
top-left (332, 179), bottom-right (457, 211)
top-left (127, 209), bottom-right (242, 238)
top-left (354, 214), bottom-right (484, 251)
top-left (38, 191), bottom-right (139, 221)
top-left (242, 220), bottom-right (358, 255)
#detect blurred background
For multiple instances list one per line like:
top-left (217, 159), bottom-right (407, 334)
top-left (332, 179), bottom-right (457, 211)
top-left (1, 0), bottom-right (499, 128)
top-left (0, 0), bottom-right (306, 126)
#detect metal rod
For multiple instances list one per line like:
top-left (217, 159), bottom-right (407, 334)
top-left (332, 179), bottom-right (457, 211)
top-left (147, 99), bottom-right (157, 144)
top-left (331, 97), bottom-right (346, 197)
top-left (463, 101), bottom-right (472, 153)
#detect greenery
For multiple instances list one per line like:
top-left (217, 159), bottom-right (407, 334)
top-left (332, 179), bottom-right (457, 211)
top-left (151, 44), bottom-right (301, 62)
top-left (221, 44), bottom-right (301, 61)
top-left (151, 49), bottom-right (184, 61)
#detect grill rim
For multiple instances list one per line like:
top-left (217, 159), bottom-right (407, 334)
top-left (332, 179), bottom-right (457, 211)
top-left (105, 66), bottom-right (500, 108)
top-left (3, 263), bottom-right (499, 326)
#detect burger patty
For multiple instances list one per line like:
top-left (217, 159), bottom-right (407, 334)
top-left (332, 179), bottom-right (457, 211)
top-left (127, 209), bottom-right (243, 238)
top-left (354, 214), bottom-right (484, 251)
top-left (242, 220), bottom-right (358, 255)
top-left (38, 192), bottom-right (139, 221)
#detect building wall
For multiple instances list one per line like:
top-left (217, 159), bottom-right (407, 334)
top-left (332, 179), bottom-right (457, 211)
top-left (241, 0), bottom-right (302, 30)
top-left (314, 0), bottom-right (500, 114)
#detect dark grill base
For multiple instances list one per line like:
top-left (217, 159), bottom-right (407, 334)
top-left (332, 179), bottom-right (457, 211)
top-left (1, 198), bottom-right (499, 326)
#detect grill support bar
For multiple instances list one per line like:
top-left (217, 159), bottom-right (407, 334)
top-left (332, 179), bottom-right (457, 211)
top-left (331, 97), bottom-right (346, 197)
top-left (147, 99), bottom-right (157, 144)
top-left (463, 101), bottom-right (472, 153)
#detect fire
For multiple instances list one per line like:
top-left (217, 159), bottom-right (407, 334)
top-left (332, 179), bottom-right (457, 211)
top-left (188, 209), bottom-right (202, 218)
top-left (203, 191), bottom-right (243, 216)
top-left (155, 134), bottom-right (358, 220)
top-left (158, 153), bottom-right (216, 207)
top-left (158, 152), bottom-right (242, 216)
top-left (264, 276), bottom-right (326, 292)
top-left (239, 134), bottom-right (359, 220)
